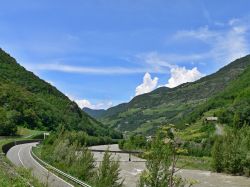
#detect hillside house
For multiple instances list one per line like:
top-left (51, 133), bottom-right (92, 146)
top-left (205, 116), bottom-right (218, 122)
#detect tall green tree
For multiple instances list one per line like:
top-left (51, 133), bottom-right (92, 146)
top-left (138, 127), bottom-right (193, 187)
top-left (138, 133), bottom-right (171, 187)
top-left (72, 146), bottom-right (96, 182)
top-left (211, 136), bottom-right (224, 172)
top-left (211, 126), bottom-right (250, 176)
top-left (94, 150), bottom-right (123, 187)
top-left (0, 108), bottom-right (18, 135)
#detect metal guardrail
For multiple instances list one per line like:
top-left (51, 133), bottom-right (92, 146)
top-left (90, 149), bottom-right (143, 154)
top-left (31, 149), bottom-right (92, 187)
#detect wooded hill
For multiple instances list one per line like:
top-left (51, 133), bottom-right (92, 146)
top-left (0, 48), bottom-right (120, 138)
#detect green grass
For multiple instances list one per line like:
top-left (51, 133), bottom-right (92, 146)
top-left (0, 156), bottom-right (45, 187)
top-left (0, 127), bottom-right (46, 154)
top-left (0, 138), bottom-right (15, 154)
top-left (177, 156), bottom-right (212, 171)
top-left (17, 126), bottom-right (46, 138)
top-left (178, 119), bottom-right (216, 142)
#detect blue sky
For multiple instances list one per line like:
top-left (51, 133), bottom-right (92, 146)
top-left (1, 0), bottom-right (250, 109)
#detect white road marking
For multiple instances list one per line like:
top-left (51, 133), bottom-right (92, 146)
top-left (27, 144), bottom-right (74, 187)
top-left (18, 146), bottom-right (25, 167)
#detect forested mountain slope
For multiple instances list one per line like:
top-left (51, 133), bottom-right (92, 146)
top-left (0, 48), bottom-right (119, 137)
top-left (87, 55), bottom-right (250, 134)
top-left (83, 107), bottom-right (106, 119)
top-left (186, 65), bottom-right (250, 127)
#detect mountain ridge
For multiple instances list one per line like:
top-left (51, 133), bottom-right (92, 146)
top-left (85, 55), bottom-right (250, 134)
top-left (83, 107), bottom-right (106, 119)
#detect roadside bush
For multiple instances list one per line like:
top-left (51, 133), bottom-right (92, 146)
top-left (94, 151), bottom-right (123, 187)
top-left (212, 126), bottom-right (250, 176)
top-left (211, 137), bottom-right (224, 172)
top-left (119, 134), bottom-right (148, 151)
top-left (138, 127), bottom-right (195, 187)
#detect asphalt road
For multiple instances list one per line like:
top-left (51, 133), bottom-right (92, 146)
top-left (90, 144), bottom-right (250, 187)
top-left (7, 142), bottom-right (73, 187)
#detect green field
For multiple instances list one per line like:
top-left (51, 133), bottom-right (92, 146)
top-left (177, 156), bottom-right (212, 171)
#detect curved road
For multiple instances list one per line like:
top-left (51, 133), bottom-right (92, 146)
top-left (7, 143), bottom-right (73, 187)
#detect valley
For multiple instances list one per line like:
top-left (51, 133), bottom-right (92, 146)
top-left (1, 50), bottom-right (250, 187)
top-left (1, 2), bottom-right (250, 186)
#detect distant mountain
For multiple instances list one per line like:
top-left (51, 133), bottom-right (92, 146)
top-left (93, 55), bottom-right (250, 134)
top-left (0, 48), bottom-right (120, 137)
top-left (83, 107), bottom-right (106, 118)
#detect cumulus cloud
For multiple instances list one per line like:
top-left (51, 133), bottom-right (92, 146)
top-left (66, 94), bottom-right (113, 109)
top-left (74, 99), bottom-right (93, 109)
top-left (74, 99), bottom-right (113, 109)
top-left (137, 53), bottom-right (204, 89)
top-left (166, 66), bottom-right (204, 88)
top-left (135, 73), bottom-right (159, 96)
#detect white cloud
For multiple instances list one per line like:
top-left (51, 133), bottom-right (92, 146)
top-left (66, 94), bottom-right (113, 109)
top-left (140, 52), bottom-right (173, 69)
top-left (211, 24), bottom-right (248, 63)
top-left (166, 66), bottom-right (204, 88)
top-left (138, 51), bottom-right (207, 68)
top-left (135, 73), bottom-right (159, 96)
top-left (23, 63), bottom-right (157, 75)
top-left (228, 18), bottom-right (240, 26)
top-left (137, 19), bottom-right (249, 75)
top-left (74, 99), bottom-right (113, 110)
top-left (174, 26), bottom-right (218, 41)
top-left (74, 99), bottom-right (93, 109)
top-left (137, 53), bottom-right (204, 89)
top-left (174, 18), bottom-right (250, 64)
top-left (92, 101), bottom-right (113, 110)
top-left (24, 18), bottom-right (249, 76)
top-left (46, 80), bottom-right (55, 86)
